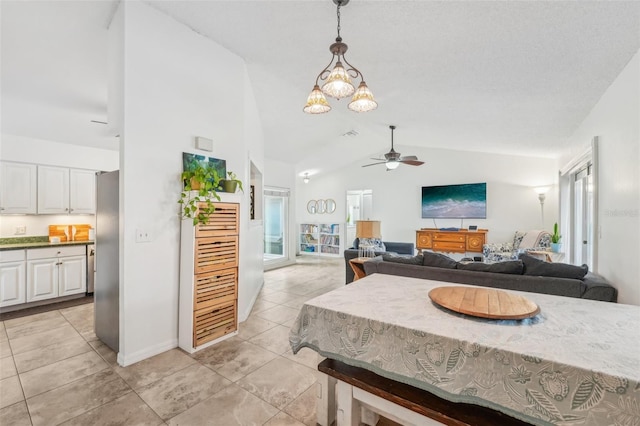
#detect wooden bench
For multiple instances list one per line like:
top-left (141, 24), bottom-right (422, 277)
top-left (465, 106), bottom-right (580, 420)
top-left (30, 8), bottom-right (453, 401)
top-left (318, 358), bottom-right (532, 426)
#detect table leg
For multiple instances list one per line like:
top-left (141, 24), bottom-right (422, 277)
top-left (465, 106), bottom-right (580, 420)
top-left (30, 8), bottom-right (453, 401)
top-left (361, 406), bottom-right (380, 426)
top-left (337, 380), bottom-right (361, 426)
top-left (317, 371), bottom-right (337, 426)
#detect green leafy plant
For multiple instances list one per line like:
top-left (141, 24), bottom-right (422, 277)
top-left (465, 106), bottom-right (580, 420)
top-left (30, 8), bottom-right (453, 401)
top-left (221, 170), bottom-right (244, 193)
top-left (551, 222), bottom-right (562, 244)
top-left (178, 163), bottom-right (222, 226)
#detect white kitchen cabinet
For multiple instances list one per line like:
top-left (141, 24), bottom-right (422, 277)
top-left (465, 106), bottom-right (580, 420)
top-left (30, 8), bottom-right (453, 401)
top-left (37, 166), bottom-right (96, 214)
top-left (27, 246), bottom-right (87, 302)
top-left (27, 258), bottom-right (58, 301)
top-left (69, 169), bottom-right (96, 214)
top-left (38, 166), bottom-right (70, 214)
top-left (0, 162), bottom-right (37, 214)
top-left (58, 256), bottom-right (87, 296)
top-left (0, 250), bottom-right (26, 307)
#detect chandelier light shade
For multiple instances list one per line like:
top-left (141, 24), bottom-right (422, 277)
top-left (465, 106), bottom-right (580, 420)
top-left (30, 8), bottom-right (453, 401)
top-left (322, 62), bottom-right (355, 99)
top-left (303, 85), bottom-right (332, 114)
top-left (303, 0), bottom-right (377, 114)
top-left (348, 81), bottom-right (377, 112)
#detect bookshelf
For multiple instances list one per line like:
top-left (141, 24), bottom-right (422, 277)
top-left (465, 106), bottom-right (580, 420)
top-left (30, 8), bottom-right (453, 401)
top-left (299, 223), bottom-right (319, 254)
top-left (299, 223), bottom-right (342, 257)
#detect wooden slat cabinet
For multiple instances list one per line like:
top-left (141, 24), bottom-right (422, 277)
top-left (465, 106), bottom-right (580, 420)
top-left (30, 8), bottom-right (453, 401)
top-left (416, 229), bottom-right (488, 254)
top-left (179, 200), bottom-right (240, 353)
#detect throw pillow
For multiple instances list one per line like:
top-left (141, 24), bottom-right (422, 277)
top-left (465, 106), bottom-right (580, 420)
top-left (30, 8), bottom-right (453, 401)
top-left (513, 231), bottom-right (527, 250)
top-left (360, 238), bottom-right (386, 251)
top-left (457, 260), bottom-right (524, 274)
top-left (382, 254), bottom-right (424, 265)
top-left (519, 253), bottom-right (588, 279)
top-left (422, 251), bottom-right (457, 269)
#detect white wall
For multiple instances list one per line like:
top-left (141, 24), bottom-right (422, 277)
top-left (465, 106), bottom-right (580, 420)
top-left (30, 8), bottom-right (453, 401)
top-left (112, 1), bottom-right (264, 365)
top-left (264, 158), bottom-right (298, 270)
top-left (560, 50), bottom-right (640, 306)
top-left (0, 134), bottom-right (118, 237)
top-left (297, 146), bottom-right (559, 253)
top-left (238, 68), bottom-right (266, 320)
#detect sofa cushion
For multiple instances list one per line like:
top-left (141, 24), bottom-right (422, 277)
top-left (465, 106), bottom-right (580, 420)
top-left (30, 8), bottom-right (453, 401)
top-left (422, 251), bottom-right (457, 269)
top-left (382, 254), bottom-right (424, 265)
top-left (457, 260), bottom-right (524, 275)
top-left (519, 253), bottom-right (588, 279)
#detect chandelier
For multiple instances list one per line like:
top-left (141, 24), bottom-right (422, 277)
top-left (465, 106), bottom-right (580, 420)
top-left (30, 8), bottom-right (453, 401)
top-left (303, 0), bottom-right (377, 114)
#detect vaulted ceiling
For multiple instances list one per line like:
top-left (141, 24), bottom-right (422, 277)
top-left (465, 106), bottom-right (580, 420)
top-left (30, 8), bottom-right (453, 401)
top-left (2, 1), bottom-right (639, 173)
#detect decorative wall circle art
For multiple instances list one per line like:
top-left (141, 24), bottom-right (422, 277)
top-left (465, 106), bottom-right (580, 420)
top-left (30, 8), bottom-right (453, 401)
top-left (307, 199), bottom-right (336, 214)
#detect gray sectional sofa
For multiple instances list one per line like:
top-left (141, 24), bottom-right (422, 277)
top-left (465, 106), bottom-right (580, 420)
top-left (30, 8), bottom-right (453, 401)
top-left (361, 252), bottom-right (617, 302)
top-left (344, 240), bottom-right (415, 284)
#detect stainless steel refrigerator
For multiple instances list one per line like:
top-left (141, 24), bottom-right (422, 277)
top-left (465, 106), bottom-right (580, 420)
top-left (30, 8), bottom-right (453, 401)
top-left (95, 170), bottom-right (119, 352)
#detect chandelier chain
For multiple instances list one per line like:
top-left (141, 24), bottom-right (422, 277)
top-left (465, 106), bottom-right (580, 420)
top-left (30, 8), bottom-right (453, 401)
top-left (336, 1), bottom-right (342, 39)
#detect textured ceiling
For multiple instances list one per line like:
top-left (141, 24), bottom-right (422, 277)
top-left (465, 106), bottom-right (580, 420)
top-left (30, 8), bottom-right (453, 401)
top-left (2, 1), bottom-right (639, 173)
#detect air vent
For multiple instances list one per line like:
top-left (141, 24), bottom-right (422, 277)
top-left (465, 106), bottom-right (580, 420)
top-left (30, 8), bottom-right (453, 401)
top-left (342, 130), bottom-right (359, 137)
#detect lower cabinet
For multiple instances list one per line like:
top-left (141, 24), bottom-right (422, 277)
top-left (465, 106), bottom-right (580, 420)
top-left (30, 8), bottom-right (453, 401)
top-left (0, 250), bottom-right (26, 307)
top-left (26, 246), bottom-right (87, 303)
top-left (27, 258), bottom-right (58, 302)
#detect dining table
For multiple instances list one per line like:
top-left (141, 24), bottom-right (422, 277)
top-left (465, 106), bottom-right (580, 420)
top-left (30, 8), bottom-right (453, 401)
top-left (289, 273), bottom-right (640, 426)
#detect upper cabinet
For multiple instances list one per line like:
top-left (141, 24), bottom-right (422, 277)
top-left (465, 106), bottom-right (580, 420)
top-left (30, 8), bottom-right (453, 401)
top-left (0, 162), bottom-right (37, 214)
top-left (0, 162), bottom-right (96, 215)
top-left (69, 169), bottom-right (97, 215)
top-left (38, 166), bottom-right (96, 214)
top-left (38, 166), bottom-right (70, 214)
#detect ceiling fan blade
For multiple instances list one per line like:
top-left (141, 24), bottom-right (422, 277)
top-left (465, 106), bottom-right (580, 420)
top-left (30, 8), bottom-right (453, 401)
top-left (370, 157), bottom-right (386, 161)
top-left (399, 155), bottom-right (418, 161)
top-left (362, 161), bottom-right (387, 167)
top-left (400, 160), bottom-right (425, 166)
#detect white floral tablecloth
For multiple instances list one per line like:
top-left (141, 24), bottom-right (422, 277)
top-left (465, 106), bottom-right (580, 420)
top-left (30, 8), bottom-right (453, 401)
top-left (289, 274), bottom-right (640, 426)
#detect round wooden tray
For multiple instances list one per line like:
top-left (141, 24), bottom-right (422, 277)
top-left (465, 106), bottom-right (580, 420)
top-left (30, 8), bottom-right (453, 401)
top-left (429, 286), bottom-right (540, 320)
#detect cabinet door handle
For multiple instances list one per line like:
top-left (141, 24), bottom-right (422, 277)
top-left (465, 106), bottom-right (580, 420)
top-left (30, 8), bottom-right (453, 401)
top-left (65, 208), bottom-right (69, 212)
top-left (70, 208), bottom-right (74, 212)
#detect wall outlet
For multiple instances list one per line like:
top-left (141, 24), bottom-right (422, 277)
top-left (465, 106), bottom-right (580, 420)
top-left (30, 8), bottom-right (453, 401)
top-left (15, 225), bottom-right (26, 235)
top-left (135, 228), bottom-right (152, 243)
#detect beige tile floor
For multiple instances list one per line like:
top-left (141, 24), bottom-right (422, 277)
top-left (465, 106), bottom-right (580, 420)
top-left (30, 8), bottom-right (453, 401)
top-left (0, 256), bottom-right (379, 426)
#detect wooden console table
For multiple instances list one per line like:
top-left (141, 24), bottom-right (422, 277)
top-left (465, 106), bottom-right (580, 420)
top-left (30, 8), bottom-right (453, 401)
top-left (416, 228), bottom-right (488, 253)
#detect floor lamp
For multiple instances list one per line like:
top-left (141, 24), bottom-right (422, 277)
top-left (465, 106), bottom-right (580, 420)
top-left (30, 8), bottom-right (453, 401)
top-left (355, 220), bottom-right (381, 258)
top-left (534, 187), bottom-right (549, 228)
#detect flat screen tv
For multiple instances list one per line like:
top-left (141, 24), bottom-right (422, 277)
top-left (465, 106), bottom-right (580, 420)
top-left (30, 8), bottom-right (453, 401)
top-left (421, 183), bottom-right (487, 219)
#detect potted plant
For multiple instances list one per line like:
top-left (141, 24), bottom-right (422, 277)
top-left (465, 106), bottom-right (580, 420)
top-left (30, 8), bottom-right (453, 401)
top-left (221, 171), bottom-right (244, 194)
top-left (550, 222), bottom-right (562, 253)
top-left (178, 162), bottom-right (222, 226)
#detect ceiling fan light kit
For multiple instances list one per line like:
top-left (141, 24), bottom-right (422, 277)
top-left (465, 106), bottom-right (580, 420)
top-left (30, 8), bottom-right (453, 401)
top-left (303, 0), bottom-right (377, 114)
top-left (363, 125), bottom-right (425, 170)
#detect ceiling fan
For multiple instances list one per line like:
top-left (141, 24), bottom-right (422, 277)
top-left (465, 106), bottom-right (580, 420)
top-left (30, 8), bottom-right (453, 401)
top-left (362, 125), bottom-right (425, 170)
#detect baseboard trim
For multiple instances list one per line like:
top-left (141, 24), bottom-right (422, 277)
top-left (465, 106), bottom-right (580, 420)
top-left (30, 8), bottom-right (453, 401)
top-left (117, 338), bottom-right (178, 367)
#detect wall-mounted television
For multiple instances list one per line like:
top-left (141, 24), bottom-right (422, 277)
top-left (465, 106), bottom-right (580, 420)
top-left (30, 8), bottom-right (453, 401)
top-left (421, 183), bottom-right (487, 219)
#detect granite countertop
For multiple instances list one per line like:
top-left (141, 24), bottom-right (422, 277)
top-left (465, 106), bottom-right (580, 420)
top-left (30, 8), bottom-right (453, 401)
top-left (0, 236), bottom-right (94, 251)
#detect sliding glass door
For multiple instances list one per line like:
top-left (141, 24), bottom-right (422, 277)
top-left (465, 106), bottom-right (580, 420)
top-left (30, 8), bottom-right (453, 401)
top-left (573, 164), bottom-right (594, 267)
